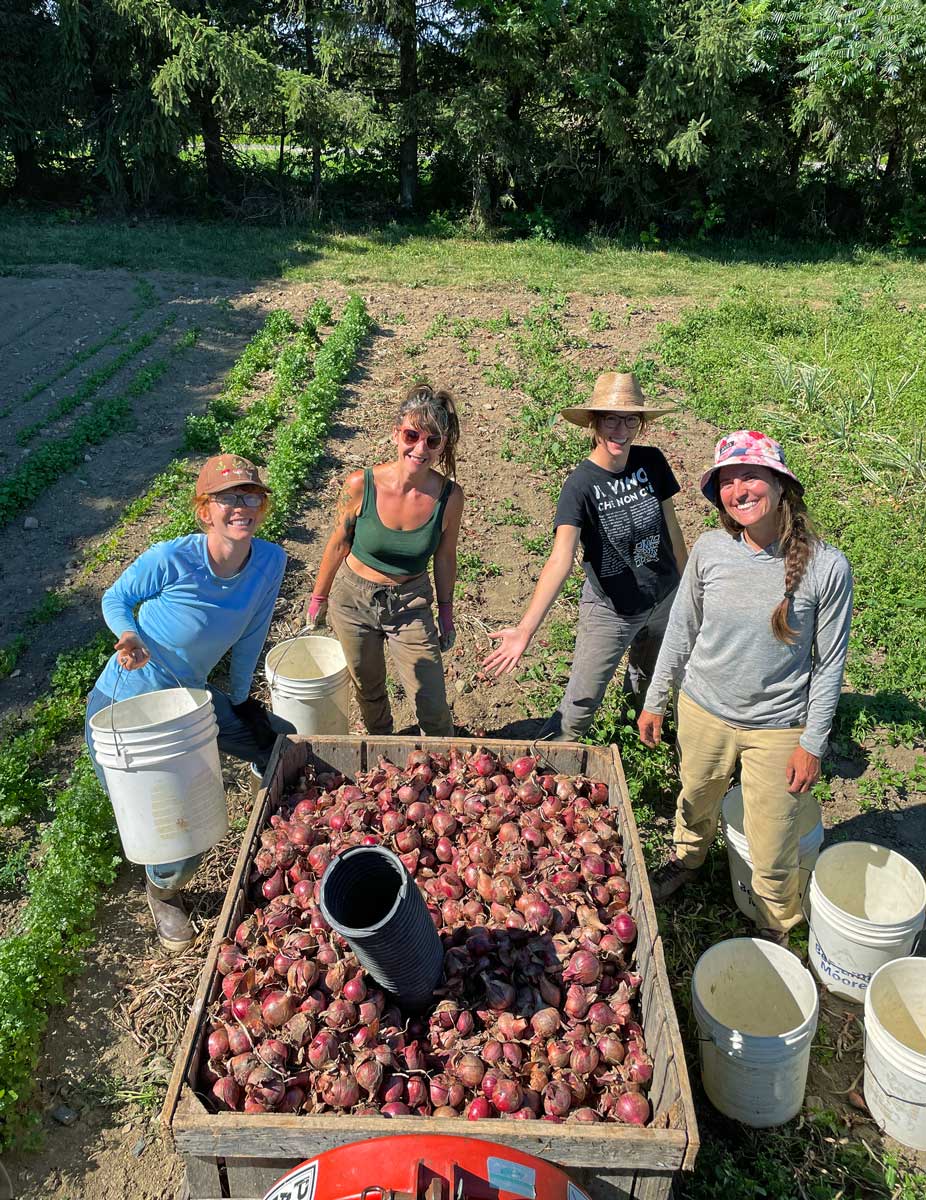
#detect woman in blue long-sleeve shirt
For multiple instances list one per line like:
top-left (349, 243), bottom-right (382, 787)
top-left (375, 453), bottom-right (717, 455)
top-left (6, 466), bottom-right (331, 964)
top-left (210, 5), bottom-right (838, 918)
top-left (85, 454), bottom-right (287, 952)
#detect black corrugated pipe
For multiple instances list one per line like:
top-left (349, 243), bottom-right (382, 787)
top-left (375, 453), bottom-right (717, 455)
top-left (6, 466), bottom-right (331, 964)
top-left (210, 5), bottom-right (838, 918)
top-left (319, 845), bottom-right (444, 1011)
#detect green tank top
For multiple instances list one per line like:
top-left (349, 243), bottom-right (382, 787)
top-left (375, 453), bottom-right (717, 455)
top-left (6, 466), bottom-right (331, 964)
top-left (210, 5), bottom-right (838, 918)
top-left (351, 469), bottom-right (453, 577)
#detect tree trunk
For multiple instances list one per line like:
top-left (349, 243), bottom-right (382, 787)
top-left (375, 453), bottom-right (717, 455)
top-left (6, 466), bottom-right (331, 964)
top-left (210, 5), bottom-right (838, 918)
top-left (303, 5), bottom-right (322, 212)
top-left (396, 0), bottom-right (418, 211)
top-left (195, 88), bottom-right (230, 200)
top-left (12, 142), bottom-right (42, 196)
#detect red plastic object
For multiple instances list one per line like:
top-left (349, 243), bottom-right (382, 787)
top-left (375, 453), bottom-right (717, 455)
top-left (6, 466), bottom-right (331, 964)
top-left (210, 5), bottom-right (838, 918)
top-left (261, 1134), bottom-right (592, 1200)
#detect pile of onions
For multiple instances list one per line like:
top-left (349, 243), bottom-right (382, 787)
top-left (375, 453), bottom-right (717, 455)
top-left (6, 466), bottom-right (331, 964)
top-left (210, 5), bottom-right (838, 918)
top-left (200, 747), bottom-right (653, 1126)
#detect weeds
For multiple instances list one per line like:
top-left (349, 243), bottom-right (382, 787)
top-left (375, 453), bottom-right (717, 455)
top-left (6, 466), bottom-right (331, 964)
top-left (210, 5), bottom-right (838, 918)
top-left (454, 553), bottom-right (503, 596)
top-left (491, 499), bottom-right (529, 527)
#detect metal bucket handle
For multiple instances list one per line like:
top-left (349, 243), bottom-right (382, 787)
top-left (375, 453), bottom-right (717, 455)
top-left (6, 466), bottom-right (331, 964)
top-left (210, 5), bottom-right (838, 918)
top-left (267, 633), bottom-right (312, 691)
top-left (108, 650), bottom-right (187, 762)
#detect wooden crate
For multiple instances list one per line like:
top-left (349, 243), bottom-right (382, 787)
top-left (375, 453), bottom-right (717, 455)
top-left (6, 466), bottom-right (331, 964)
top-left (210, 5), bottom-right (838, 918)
top-left (163, 735), bottom-right (699, 1200)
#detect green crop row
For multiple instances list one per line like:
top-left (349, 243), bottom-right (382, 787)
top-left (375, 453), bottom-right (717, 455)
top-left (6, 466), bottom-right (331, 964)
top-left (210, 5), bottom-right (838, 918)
top-left (0, 753), bottom-right (120, 1147)
top-left (221, 300), bottom-right (333, 462)
top-left (184, 308), bottom-right (298, 451)
top-left (263, 295), bottom-right (372, 539)
top-left (0, 296), bottom-right (368, 1142)
top-left (160, 300), bottom-right (345, 544)
top-left (4, 277), bottom-right (159, 422)
top-left (0, 326), bottom-right (198, 532)
top-left (78, 308), bottom-right (315, 579)
top-left (17, 313), bottom-right (177, 446)
top-left (0, 635), bottom-right (112, 826)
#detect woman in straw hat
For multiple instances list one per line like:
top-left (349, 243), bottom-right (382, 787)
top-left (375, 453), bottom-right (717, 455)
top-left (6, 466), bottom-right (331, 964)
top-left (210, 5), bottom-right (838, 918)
top-left (484, 373), bottom-right (688, 739)
top-left (85, 454), bottom-right (289, 953)
top-left (639, 431), bottom-right (853, 946)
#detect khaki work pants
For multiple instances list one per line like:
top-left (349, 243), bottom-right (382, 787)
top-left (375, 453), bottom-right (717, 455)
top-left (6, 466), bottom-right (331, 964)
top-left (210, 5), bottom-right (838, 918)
top-left (673, 692), bottom-right (815, 933)
top-left (329, 565), bottom-right (453, 736)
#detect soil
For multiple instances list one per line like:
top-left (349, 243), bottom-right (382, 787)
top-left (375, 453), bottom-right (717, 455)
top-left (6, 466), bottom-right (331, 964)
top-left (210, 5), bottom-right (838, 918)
top-left (0, 269), bottom-right (923, 1197)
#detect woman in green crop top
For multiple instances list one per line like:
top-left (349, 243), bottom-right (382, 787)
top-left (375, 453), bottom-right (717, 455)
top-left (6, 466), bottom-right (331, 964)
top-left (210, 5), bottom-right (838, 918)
top-left (305, 384), bottom-right (464, 735)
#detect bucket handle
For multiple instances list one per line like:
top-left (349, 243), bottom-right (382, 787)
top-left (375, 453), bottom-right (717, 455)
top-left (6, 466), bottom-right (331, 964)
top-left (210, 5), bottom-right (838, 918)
top-left (866, 1060), bottom-right (926, 1108)
top-left (267, 634), bottom-right (307, 692)
top-left (108, 652), bottom-right (189, 762)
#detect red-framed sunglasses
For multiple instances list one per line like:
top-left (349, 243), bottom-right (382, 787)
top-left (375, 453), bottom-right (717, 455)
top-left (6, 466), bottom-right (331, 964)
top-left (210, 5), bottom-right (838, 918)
top-left (400, 427), bottom-right (443, 450)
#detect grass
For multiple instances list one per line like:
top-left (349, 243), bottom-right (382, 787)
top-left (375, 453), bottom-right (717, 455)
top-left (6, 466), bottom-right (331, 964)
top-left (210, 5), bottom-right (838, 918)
top-left (3, 214), bottom-right (926, 300)
top-left (485, 289), bottom-right (926, 1198)
top-left (653, 288), bottom-right (926, 709)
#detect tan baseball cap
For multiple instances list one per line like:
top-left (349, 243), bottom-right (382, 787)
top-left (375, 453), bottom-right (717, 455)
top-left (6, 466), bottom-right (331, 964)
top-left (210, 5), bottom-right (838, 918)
top-left (196, 454), bottom-right (271, 495)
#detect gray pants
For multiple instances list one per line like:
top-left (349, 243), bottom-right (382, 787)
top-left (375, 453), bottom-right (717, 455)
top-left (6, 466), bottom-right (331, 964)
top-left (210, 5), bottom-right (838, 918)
top-left (541, 583), bottom-right (677, 742)
top-left (85, 683), bottom-right (293, 890)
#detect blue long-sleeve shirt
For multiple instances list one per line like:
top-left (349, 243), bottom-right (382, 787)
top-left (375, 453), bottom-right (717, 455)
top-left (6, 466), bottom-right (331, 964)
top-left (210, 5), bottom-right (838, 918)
top-left (96, 534), bottom-right (287, 705)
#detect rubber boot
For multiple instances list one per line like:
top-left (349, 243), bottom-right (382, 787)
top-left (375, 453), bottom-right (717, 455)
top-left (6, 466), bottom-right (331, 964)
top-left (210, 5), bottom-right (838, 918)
top-left (145, 879), bottom-right (196, 953)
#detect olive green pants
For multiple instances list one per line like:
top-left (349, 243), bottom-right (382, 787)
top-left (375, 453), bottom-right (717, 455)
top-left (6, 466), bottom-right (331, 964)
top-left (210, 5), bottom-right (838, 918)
top-left (329, 566), bottom-right (453, 736)
top-left (673, 691), bottom-right (817, 933)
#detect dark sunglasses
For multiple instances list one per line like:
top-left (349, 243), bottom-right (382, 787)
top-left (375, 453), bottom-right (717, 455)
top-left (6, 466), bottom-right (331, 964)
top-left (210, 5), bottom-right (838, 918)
top-left (400, 427), bottom-right (443, 450)
top-left (211, 491), bottom-right (264, 508)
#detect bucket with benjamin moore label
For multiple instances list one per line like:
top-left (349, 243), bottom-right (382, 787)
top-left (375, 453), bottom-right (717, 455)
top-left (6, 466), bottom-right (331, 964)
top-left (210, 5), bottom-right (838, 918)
top-left (808, 842), bottom-right (926, 1002)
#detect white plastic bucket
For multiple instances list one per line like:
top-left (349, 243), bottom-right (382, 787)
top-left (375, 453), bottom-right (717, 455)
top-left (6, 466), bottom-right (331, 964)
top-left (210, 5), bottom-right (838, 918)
top-left (692, 938), bottom-right (819, 1127)
top-left (265, 636), bottom-right (350, 735)
top-left (721, 785), bottom-right (824, 923)
top-left (807, 842), bottom-right (926, 1002)
top-left (90, 688), bottom-right (227, 866)
top-left (864, 957), bottom-right (926, 1150)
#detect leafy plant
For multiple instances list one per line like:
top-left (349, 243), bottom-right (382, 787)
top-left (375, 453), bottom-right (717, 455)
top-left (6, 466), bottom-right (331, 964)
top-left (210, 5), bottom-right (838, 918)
top-left (0, 754), bottom-right (119, 1146)
top-left (184, 309), bottom-right (298, 451)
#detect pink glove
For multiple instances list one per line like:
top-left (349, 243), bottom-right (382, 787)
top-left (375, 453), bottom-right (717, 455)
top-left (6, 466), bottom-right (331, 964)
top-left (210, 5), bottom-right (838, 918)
top-left (438, 601), bottom-right (455, 652)
top-left (306, 594), bottom-right (329, 629)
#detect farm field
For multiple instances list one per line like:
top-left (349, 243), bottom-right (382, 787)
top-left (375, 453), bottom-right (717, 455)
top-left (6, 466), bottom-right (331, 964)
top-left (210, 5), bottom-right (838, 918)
top-left (0, 227), bottom-right (925, 1199)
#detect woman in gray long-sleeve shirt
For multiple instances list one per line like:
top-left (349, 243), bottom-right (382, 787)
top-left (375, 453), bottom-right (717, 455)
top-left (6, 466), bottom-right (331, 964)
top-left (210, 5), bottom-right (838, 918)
top-left (638, 430), bottom-right (853, 945)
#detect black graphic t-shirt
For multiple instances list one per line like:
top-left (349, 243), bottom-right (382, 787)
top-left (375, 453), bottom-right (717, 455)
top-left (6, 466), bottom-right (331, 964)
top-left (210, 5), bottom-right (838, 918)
top-left (554, 448), bottom-right (681, 615)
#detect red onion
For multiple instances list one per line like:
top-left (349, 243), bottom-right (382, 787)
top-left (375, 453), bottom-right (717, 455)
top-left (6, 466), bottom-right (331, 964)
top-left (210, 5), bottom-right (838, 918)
top-left (530, 1008), bottom-right (562, 1038)
top-left (564, 985), bottom-right (590, 1020)
top-left (511, 756), bottom-right (536, 780)
top-left (598, 1035), bottom-right (626, 1064)
top-left (381, 1102), bottom-right (412, 1116)
top-left (324, 1072), bottom-right (360, 1109)
top-left (617, 1091), bottom-right (651, 1125)
top-left (467, 1097), bottom-right (492, 1119)
top-left (307, 1031), bottom-right (339, 1069)
top-left (207, 1028), bottom-right (230, 1061)
top-left (613, 913), bottom-right (637, 945)
top-left (542, 1080), bottom-right (572, 1117)
top-left (491, 1078), bottom-right (523, 1114)
top-left (564, 950), bottom-right (602, 985)
top-left (212, 1077), bottom-right (241, 1111)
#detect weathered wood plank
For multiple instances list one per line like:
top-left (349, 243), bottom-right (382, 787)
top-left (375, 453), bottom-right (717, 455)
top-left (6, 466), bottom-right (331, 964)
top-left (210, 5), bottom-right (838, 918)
top-left (172, 1103), bottom-right (688, 1168)
top-left (183, 1154), bottom-right (224, 1200)
top-left (224, 1157), bottom-right (302, 1196)
top-left (631, 1168), bottom-right (676, 1199)
top-left (570, 1166), bottom-right (639, 1200)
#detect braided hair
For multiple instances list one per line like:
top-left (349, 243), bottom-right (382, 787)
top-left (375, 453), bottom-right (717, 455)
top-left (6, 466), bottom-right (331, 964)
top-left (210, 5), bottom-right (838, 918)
top-left (718, 480), bottom-right (819, 644)
top-left (396, 384), bottom-right (461, 479)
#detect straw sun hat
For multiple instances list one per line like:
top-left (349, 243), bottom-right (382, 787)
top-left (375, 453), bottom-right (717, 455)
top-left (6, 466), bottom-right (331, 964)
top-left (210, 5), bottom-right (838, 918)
top-left (559, 372), bottom-right (677, 428)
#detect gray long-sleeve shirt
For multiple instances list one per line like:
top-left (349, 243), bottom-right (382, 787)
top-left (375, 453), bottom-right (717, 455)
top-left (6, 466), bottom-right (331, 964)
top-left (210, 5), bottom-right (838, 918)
top-left (643, 530), bottom-right (853, 758)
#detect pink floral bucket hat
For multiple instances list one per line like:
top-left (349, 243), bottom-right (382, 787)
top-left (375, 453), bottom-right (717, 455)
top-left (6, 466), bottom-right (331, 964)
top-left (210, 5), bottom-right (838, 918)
top-left (700, 430), bottom-right (803, 506)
